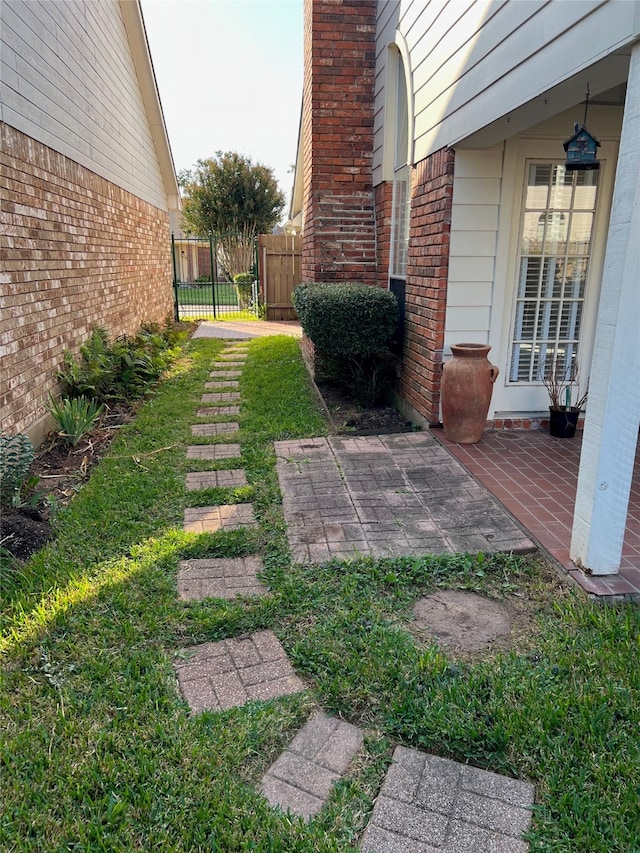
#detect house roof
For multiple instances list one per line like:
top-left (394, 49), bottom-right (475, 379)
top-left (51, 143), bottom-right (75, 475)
top-left (120, 0), bottom-right (180, 210)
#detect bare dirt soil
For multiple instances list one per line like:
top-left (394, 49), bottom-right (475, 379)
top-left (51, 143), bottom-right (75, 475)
top-left (1, 403), bottom-right (135, 561)
top-left (316, 380), bottom-right (416, 435)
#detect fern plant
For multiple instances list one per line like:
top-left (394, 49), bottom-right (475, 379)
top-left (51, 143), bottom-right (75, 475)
top-left (46, 395), bottom-right (104, 446)
top-left (0, 434), bottom-right (35, 508)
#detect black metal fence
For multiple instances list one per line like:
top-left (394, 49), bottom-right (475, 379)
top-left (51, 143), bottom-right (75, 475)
top-left (171, 232), bottom-right (259, 321)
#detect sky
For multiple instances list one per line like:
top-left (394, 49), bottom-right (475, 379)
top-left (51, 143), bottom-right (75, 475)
top-left (140, 0), bottom-right (303, 217)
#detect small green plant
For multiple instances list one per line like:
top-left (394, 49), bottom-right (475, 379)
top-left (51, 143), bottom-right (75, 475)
top-left (46, 395), bottom-right (104, 446)
top-left (233, 272), bottom-right (255, 309)
top-left (56, 324), bottom-right (185, 404)
top-left (0, 433), bottom-right (35, 508)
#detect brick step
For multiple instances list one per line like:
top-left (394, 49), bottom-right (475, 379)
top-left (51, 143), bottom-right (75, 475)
top-left (204, 380), bottom-right (240, 389)
top-left (360, 745), bottom-right (534, 853)
top-left (201, 392), bottom-right (242, 403)
top-left (178, 556), bottom-right (266, 600)
top-left (186, 444), bottom-right (241, 461)
top-left (174, 630), bottom-right (304, 714)
top-left (183, 503), bottom-right (257, 533)
top-left (196, 407), bottom-right (240, 417)
top-left (185, 469), bottom-right (247, 490)
top-left (261, 712), bottom-right (364, 821)
top-left (209, 371), bottom-right (242, 379)
top-left (191, 422), bottom-right (239, 437)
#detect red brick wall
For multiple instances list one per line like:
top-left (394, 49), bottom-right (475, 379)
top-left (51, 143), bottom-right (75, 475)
top-left (0, 123), bottom-right (174, 440)
top-left (400, 148), bottom-right (455, 423)
top-left (301, 0), bottom-right (377, 285)
top-left (374, 181), bottom-right (393, 289)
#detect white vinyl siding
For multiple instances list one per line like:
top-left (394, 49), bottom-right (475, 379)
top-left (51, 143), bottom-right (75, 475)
top-left (373, 0), bottom-right (639, 177)
top-left (444, 149), bottom-right (501, 352)
top-left (0, 0), bottom-right (168, 210)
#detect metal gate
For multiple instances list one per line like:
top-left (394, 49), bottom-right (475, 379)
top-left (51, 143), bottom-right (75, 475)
top-left (171, 232), bottom-right (259, 321)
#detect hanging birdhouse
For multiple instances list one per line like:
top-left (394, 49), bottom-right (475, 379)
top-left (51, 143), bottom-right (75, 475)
top-left (563, 123), bottom-right (601, 171)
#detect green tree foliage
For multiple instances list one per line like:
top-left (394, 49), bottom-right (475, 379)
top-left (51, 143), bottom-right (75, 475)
top-left (179, 151), bottom-right (285, 238)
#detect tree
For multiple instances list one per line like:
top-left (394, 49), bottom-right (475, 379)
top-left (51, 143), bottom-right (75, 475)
top-left (179, 151), bottom-right (285, 239)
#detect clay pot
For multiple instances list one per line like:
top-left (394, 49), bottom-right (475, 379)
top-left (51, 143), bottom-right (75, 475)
top-left (441, 344), bottom-right (499, 443)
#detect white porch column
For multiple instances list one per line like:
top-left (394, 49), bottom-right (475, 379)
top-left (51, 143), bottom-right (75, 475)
top-left (570, 41), bottom-right (640, 575)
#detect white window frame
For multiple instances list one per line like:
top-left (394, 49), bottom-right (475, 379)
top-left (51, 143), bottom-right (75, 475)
top-left (509, 162), bottom-right (599, 385)
top-left (490, 136), bottom-right (617, 416)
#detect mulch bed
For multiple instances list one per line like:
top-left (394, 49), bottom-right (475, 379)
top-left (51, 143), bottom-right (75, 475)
top-left (1, 402), bottom-right (136, 561)
top-left (315, 380), bottom-right (416, 435)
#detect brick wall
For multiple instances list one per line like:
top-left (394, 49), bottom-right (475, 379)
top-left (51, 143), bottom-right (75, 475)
top-left (0, 123), bottom-right (174, 441)
top-left (301, 0), bottom-right (377, 285)
top-left (374, 181), bottom-right (393, 289)
top-left (399, 148), bottom-right (455, 424)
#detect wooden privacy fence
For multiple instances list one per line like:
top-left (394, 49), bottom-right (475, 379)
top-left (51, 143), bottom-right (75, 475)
top-left (258, 234), bottom-right (301, 321)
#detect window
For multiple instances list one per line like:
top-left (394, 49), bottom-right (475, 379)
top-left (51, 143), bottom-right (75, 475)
top-left (509, 163), bottom-right (599, 382)
top-left (390, 53), bottom-right (410, 279)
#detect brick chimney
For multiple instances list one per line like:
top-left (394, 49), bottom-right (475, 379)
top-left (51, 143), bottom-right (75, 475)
top-left (301, 0), bottom-right (377, 285)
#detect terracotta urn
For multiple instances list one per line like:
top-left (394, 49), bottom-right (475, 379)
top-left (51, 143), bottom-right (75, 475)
top-left (441, 343), bottom-right (499, 443)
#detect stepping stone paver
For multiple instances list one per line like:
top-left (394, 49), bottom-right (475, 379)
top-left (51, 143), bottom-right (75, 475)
top-left (261, 712), bottom-right (364, 820)
top-left (183, 503), bottom-right (257, 533)
top-left (204, 380), bottom-right (240, 389)
top-left (196, 406), bottom-right (240, 417)
top-left (275, 434), bottom-right (535, 563)
top-left (202, 392), bottom-right (242, 403)
top-left (191, 422), bottom-right (239, 437)
top-left (185, 468), bottom-right (247, 491)
top-left (219, 353), bottom-right (248, 360)
top-left (209, 371), bottom-right (242, 379)
top-left (360, 746), bottom-right (534, 853)
top-left (174, 629), bottom-right (304, 713)
top-left (185, 469), bottom-right (247, 490)
top-left (178, 556), bottom-right (267, 600)
top-left (186, 444), bottom-right (241, 460)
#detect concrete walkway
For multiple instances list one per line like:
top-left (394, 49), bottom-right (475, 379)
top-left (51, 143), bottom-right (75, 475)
top-left (275, 433), bottom-right (535, 563)
top-left (193, 319), bottom-right (302, 339)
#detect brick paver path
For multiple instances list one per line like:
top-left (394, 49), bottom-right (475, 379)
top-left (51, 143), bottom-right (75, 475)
top-left (261, 712), bottom-right (364, 820)
top-left (202, 392), bottom-right (242, 404)
top-left (178, 556), bottom-right (267, 600)
top-left (183, 503), bottom-right (257, 533)
top-left (275, 434), bottom-right (534, 563)
top-left (185, 469), bottom-right (247, 490)
top-left (360, 746), bottom-right (534, 852)
top-left (174, 630), bottom-right (304, 713)
top-left (186, 444), bottom-right (241, 460)
top-left (191, 422), bottom-right (239, 437)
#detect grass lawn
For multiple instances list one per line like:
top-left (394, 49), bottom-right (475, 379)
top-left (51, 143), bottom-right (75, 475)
top-left (1, 336), bottom-right (638, 852)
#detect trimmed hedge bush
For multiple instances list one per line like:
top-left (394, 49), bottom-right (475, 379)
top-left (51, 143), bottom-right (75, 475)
top-left (233, 272), bottom-right (254, 308)
top-left (293, 282), bottom-right (400, 405)
top-left (292, 282), bottom-right (398, 357)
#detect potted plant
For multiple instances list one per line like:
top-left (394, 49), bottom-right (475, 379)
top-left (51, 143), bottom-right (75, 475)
top-left (540, 356), bottom-right (588, 438)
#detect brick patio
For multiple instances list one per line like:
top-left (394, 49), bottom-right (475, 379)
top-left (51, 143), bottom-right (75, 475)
top-left (437, 429), bottom-right (640, 600)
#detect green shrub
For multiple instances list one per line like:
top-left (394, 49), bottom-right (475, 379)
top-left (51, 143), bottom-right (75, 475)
top-left (233, 272), bottom-right (255, 309)
top-left (292, 282), bottom-right (398, 357)
top-left (46, 395), bottom-right (105, 446)
top-left (57, 324), bottom-right (184, 404)
top-left (0, 434), bottom-right (35, 508)
top-left (293, 282), bottom-right (400, 404)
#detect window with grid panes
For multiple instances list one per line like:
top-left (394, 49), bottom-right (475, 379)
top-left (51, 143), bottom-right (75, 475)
top-left (390, 55), bottom-right (409, 278)
top-left (509, 163), bottom-right (599, 383)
